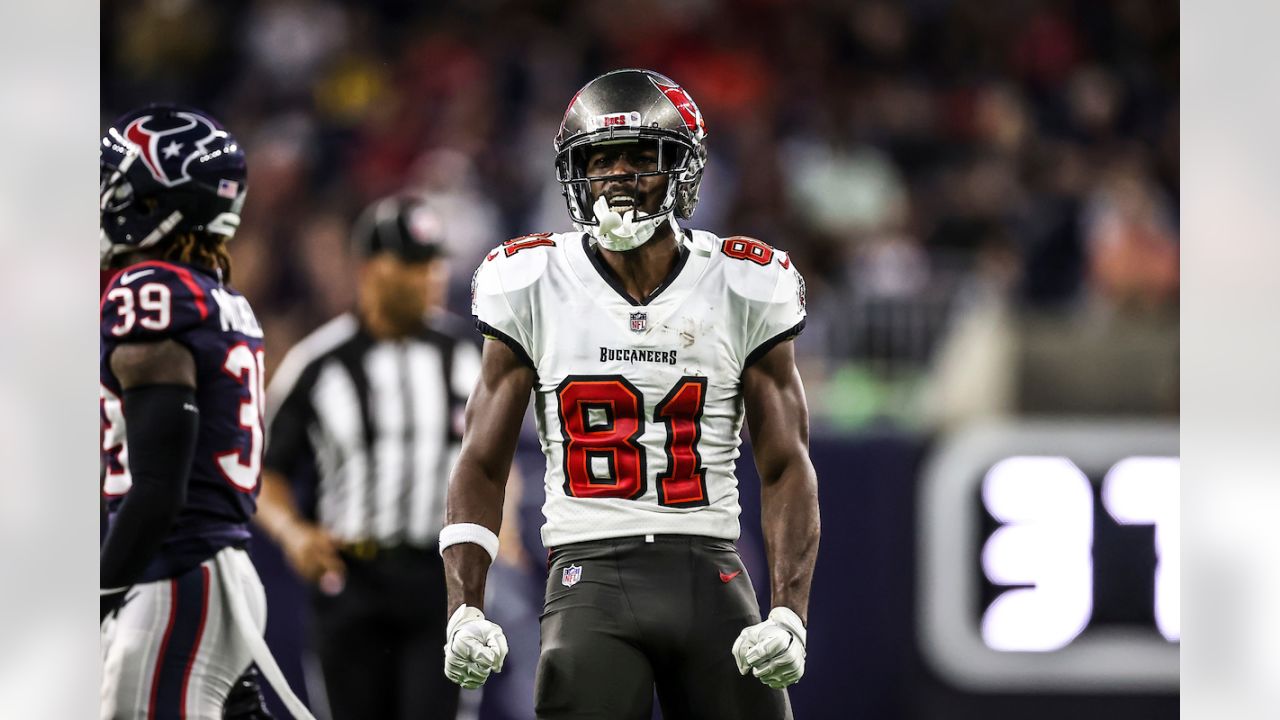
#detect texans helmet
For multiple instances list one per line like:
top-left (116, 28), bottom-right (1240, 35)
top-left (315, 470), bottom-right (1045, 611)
top-left (100, 104), bottom-right (247, 265)
top-left (554, 69), bottom-right (708, 227)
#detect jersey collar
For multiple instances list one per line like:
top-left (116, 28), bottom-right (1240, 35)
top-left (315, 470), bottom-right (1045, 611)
top-left (574, 232), bottom-right (694, 307)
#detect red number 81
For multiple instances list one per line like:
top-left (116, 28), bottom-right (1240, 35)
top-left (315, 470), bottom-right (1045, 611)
top-left (555, 375), bottom-right (709, 508)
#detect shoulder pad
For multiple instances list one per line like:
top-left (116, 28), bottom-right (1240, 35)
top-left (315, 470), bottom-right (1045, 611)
top-left (476, 232), bottom-right (559, 295)
top-left (100, 261), bottom-right (212, 341)
top-left (685, 229), bottom-right (719, 256)
top-left (718, 235), bottom-right (794, 303)
top-left (471, 233), bottom-right (564, 365)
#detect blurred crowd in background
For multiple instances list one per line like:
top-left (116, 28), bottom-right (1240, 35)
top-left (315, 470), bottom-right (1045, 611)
top-left (103, 0), bottom-right (1178, 431)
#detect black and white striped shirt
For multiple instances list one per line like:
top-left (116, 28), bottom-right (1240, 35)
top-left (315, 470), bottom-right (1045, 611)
top-left (263, 312), bottom-right (481, 547)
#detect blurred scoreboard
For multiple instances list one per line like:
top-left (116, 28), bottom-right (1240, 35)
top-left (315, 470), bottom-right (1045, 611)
top-left (918, 421), bottom-right (1178, 692)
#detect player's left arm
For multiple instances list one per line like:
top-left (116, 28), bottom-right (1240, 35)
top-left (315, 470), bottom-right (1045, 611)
top-left (736, 338), bottom-right (819, 688)
top-left (100, 339), bottom-right (200, 621)
top-left (744, 338), bottom-right (820, 620)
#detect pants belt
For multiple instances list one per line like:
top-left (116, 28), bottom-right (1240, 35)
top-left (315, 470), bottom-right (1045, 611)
top-left (340, 539), bottom-right (380, 560)
top-left (339, 540), bottom-right (434, 561)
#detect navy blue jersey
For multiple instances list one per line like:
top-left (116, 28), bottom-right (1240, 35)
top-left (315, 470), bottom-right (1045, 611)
top-left (100, 260), bottom-right (265, 582)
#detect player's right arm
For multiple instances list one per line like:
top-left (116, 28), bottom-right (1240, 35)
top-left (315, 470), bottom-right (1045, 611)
top-left (442, 336), bottom-right (535, 614)
top-left (439, 238), bottom-right (543, 689)
top-left (444, 235), bottom-right (545, 612)
top-left (439, 336), bottom-right (533, 689)
top-left (100, 264), bottom-right (210, 621)
top-left (100, 338), bottom-right (199, 620)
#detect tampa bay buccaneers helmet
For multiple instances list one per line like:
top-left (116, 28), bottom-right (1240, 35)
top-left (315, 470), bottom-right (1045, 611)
top-left (100, 104), bottom-right (248, 266)
top-left (554, 69), bottom-right (708, 227)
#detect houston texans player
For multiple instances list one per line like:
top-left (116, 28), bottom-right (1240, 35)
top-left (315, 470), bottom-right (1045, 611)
top-left (440, 70), bottom-right (821, 718)
top-left (99, 104), bottom-right (310, 720)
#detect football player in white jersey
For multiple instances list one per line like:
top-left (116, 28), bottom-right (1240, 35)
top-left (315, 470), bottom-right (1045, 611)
top-left (439, 69), bottom-right (820, 719)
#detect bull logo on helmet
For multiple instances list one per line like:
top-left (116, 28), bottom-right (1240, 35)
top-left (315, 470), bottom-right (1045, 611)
top-left (120, 112), bottom-right (224, 188)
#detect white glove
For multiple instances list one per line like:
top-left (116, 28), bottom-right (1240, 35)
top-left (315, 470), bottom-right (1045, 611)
top-left (443, 604), bottom-right (509, 689)
top-left (731, 607), bottom-right (807, 689)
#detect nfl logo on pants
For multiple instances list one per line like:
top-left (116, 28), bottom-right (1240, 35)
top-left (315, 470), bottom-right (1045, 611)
top-left (562, 564), bottom-right (582, 587)
top-left (630, 312), bottom-right (647, 333)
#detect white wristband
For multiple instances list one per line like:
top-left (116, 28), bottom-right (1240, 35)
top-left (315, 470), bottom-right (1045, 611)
top-left (438, 523), bottom-right (500, 563)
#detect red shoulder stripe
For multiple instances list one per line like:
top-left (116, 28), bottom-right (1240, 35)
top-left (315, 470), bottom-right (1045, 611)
top-left (127, 261), bottom-right (210, 321)
top-left (99, 267), bottom-right (127, 315)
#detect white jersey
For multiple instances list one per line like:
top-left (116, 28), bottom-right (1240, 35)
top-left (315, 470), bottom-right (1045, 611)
top-left (471, 229), bottom-right (806, 547)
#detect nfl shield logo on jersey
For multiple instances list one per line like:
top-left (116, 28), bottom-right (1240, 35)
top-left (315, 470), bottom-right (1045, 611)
top-left (562, 564), bottom-right (582, 587)
top-left (630, 312), bottom-right (647, 333)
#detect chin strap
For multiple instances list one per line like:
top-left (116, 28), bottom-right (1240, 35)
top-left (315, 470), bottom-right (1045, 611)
top-left (588, 195), bottom-right (672, 251)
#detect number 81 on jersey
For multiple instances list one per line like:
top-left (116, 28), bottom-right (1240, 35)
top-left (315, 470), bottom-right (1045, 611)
top-left (555, 375), bottom-right (709, 508)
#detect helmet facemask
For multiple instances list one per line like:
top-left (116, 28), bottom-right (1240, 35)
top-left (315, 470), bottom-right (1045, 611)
top-left (100, 149), bottom-right (184, 266)
top-left (556, 133), bottom-right (705, 251)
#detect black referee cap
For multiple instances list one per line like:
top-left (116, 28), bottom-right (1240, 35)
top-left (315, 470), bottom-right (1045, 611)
top-left (351, 195), bottom-right (447, 262)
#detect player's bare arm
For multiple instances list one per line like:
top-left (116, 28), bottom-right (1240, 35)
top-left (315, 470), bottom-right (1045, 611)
top-left (442, 336), bottom-right (535, 614)
top-left (733, 337), bottom-right (819, 689)
top-left (439, 336), bottom-right (532, 689)
top-left (743, 339), bottom-right (820, 622)
top-left (110, 338), bottom-right (197, 389)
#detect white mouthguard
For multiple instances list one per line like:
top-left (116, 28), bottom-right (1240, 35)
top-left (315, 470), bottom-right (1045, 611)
top-left (589, 195), bottom-right (668, 251)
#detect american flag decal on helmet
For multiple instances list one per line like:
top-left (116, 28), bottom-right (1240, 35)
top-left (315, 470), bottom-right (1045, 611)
top-left (217, 179), bottom-right (240, 199)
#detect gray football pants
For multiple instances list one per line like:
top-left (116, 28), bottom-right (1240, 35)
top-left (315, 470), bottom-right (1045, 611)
top-left (537, 535), bottom-right (792, 720)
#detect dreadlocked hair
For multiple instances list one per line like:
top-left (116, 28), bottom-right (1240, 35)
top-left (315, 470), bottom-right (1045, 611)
top-left (163, 232), bottom-right (233, 282)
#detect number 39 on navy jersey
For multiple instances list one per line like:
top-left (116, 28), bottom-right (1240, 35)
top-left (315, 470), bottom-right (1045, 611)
top-left (100, 260), bottom-right (266, 581)
top-left (471, 230), bottom-right (805, 548)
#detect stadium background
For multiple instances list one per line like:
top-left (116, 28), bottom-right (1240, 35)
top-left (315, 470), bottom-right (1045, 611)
top-left (102, 0), bottom-right (1178, 717)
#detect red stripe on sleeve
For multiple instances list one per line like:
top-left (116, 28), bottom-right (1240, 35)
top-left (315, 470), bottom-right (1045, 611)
top-left (101, 268), bottom-right (125, 307)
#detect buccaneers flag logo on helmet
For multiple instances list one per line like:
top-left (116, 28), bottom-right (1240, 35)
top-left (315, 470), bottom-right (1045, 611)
top-left (651, 79), bottom-right (707, 136)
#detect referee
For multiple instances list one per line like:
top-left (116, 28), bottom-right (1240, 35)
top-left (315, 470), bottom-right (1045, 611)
top-left (256, 195), bottom-right (478, 720)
